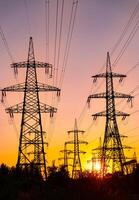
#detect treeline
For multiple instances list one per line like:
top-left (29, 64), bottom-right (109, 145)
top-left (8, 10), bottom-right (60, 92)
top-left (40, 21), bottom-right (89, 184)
top-left (0, 163), bottom-right (139, 200)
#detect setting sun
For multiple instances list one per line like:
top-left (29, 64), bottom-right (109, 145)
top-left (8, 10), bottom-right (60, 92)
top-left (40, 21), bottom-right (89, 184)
top-left (94, 161), bottom-right (101, 172)
top-left (85, 160), bottom-right (101, 173)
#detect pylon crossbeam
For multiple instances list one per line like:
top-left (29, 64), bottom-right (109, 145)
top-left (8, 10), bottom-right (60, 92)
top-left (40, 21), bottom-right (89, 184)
top-left (88, 52), bottom-right (133, 176)
top-left (1, 83), bottom-right (60, 93)
top-left (6, 102), bottom-right (57, 115)
top-left (1, 37), bottom-right (61, 179)
top-left (92, 72), bottom-right (126, 78)
top-left (92, 110), bottom-right (129, 118)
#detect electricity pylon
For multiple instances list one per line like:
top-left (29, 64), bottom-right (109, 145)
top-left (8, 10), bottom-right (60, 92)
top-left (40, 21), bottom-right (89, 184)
top-left (66, 119), bottom-right (88, 179)
top-left (87, 52), bottom-right (133, 176)
top-left (1, 37), bottom-right (60, 179)
top-left (59, 142), bottom-right (73, 172)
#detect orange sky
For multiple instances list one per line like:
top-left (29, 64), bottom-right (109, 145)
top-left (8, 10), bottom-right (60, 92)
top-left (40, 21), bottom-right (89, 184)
top-left (0, 0), bottom-right (139, 170)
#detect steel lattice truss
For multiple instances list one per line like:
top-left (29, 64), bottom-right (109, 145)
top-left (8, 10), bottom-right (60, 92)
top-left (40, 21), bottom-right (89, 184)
top-left (1, 37), bottom-right (60, 179)
top-left (66, 119), bottom-right (88, 179)
top-left (59, 143), bottom-right (73, 172)
top-left (87, 52), bottom-right (133, 176)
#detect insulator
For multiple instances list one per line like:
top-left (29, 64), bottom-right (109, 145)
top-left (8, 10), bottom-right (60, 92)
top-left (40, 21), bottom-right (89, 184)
top-left (57, 91), bottom-right (60, 96)
top-left (2, 91), bottom-right (6, 97)
top-left (47, 66), bottom-right (53, 78)
top-left (93, 77), bottom-right (97, 83)
top-left (45, 67), bottom-right (49, 74)
top-left (127, 97), bottom-right (133, 107)
top-left (14, 67), bottom-right (18, 76)
top-left (122, 116), bottom-right (126, 120)
top-left (50, 111), bottom-right (54, 118)
top-left (87, 98), bottom-right (90, 108)
top-left (9, 110), bottom-right (14, 118)
top-left (93, 116), bottom-right (97, 120)
top-left (131, 99), bottom-right (133, 107)
top-left (127, 97), bottom-right (131, 103)
top-left (119, 77), bottom-right (123, 83)
top-left (49, 67), bottom-right (53, 78)
top-left (1, 91), bottom-right (6, 103)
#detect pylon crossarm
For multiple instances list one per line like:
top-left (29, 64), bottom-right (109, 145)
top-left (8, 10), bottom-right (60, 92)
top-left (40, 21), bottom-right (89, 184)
top-left (92, 72), bottom-right (126, 79)
top-left (88, 92), bottom-right (106, 101)
top-left (114, 92), bottom-right (133, 99)
top-left (88, 92), bottom-right (133, 101)
top-left (104, 146), bottom-right (132, 150)
top-left (67, 130), bottom-right (85, 134)
top-left (92, 110), bottom-right (130, 120)
top-left (92, 147), bottom-right (102, 151)
top-left (1, 83), bottom-right (60, 93)
top-left (11, 61), bottom-right (52, 69)
top-left (60, 149), bottom-right (73, 153)
top-left (11, 61), bottom-right (53, 77)
top-left (79, 150), bottom-right (86, 154)
top-left (37, 83), bottom-right (61, 94)
top-left (78, 141), bottom-right (88, 145)
top-left (69, 149), bottom-right (86, 154)
top-left (40, 103), bottom-right (57, 116)
top-left (65, 140), bottom-right (74, 145)
top-left (5, 102), bottom-right (57, 117)
top-left (1, 83), bottom-right (25, 93)
top-left (11, 61), bottom-right (52, 71)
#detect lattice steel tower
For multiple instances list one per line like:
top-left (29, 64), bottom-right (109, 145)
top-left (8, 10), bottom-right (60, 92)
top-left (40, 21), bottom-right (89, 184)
top-left (59, 142), bottom-right (73, 172)
top-left (66, 119), bottom-right (88, 179)
top-left (87, 52), bottom-right (133, 176)
top-left (1, 37), bottom-right (60, 179)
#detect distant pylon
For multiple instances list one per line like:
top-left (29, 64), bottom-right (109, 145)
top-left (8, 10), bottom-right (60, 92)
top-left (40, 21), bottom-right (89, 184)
top-left (66, 119), bottom-right (88, 179)
top-left (59, 142), bottom-right (73, 172)
top-left (87, 52), bottom-right (133, 176)
top-left (1, 37), bottom-right (60, 179)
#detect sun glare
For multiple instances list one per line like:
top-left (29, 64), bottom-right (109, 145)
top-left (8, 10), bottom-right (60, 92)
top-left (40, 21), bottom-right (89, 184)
top-left (85, 160), bottom-right (101, 173)
top-left (85, 161), bottom-right (92, 172)
top-left (94, 161), bottom-right (101, 171)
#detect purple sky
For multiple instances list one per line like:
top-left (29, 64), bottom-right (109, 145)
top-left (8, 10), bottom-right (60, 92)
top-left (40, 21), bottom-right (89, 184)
top-left (0, 0), bottom-right (139, 168)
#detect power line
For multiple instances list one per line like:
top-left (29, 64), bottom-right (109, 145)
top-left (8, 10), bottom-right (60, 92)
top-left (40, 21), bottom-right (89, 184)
top-left (55, 0), bottom-right (65, 86)
top-left (59, 0), bottom-right (78, 88)
top-left (126, 62), bottom-right (139, 75)
top-left (53, 0), bottom-right (59, 85)
top-left (113, 20), bottom-right (139, 68)
top-left (45, 0), bottom-right (50, 61)
top-left (48, 0), bottom-right (79, 144)
top-left (111, 2), bottom-right (139, 56)
top-left (0, 26), bottom-right (14, 63)
top-left (24, 0), bottom-right (31, 36)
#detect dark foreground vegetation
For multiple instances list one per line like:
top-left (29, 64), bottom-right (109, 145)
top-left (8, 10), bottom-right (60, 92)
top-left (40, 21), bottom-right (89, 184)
top-left (0, 164), bottom-right (139, 200)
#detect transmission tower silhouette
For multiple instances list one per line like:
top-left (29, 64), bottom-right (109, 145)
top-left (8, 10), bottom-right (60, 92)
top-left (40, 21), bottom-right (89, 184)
top-left (1, 37), bottom-right (60, 179)
top-left (66, 119), bottom-right (88, 179)
top-left (87, 52), bottom-right (133, 176)
top-left (59, 142), bottom-right (73, 172)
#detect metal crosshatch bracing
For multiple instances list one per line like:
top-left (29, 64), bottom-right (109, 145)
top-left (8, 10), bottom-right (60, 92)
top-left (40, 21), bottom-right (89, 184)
top-left (1, 37), bottom-right (60, 179)
top-left (87, 52), bottom-right (133, 176)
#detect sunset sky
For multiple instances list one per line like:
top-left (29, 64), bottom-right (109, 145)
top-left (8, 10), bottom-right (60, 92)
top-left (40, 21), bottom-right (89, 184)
top-left (0, 0), bottom-right (139, 170)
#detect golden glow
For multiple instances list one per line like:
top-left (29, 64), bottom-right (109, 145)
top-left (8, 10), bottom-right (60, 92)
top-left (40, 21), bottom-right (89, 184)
top-left (94, 161), bottom-right (101, 172)
top-left (85, 161), bottom-right (92, 172)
